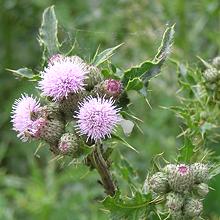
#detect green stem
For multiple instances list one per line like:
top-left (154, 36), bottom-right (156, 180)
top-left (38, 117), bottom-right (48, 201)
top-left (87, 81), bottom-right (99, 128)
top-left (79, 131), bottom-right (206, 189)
top-left (91, 142), bottom-right (116, 196)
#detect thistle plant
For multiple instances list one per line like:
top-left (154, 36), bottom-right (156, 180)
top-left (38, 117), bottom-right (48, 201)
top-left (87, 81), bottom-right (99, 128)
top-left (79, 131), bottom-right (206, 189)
top-left (8, 5), bottom-right (220, 220)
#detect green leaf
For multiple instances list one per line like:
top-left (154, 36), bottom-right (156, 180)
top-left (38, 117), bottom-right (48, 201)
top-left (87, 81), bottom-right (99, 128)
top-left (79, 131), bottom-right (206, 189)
top-left (102, 191), bottom-right (157, 220)
top-left (122, 25), bottom-right (175, 94)
top-left (177, 138), bottom-right (194, 163)
top-left (92, 43), bottom-right (123, 66)
top-left (112, 133), bottom-right (138, 153)
top-left (7, 68), bottom-right (35, 79)
top-left (39, 5), bottom-right (59, 58)
top-left (125, 77), bottom-right (144, 91)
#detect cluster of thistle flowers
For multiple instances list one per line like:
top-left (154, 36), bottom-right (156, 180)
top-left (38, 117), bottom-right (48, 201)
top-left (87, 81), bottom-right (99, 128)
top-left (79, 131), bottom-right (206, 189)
top-left (202, 56), bottom-right (220, 100)
top-left (11, 54), bottom-right (123, 156)
top-left (147, 163), bottom-right (210, 219)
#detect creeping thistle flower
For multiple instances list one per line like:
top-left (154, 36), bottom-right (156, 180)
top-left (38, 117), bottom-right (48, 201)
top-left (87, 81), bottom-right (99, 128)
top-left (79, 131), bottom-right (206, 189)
top-left (11, 94), bottom-right (41, 142)
top-left (167, 164), bottom-right (194, 193)
top-left (148, 172), bottom-right (169, 194)
top-left (39, 56), bottom-right (89, 101)
top-left (75, 96), bottom-right (120, 142)
top-left (202, 67), bottom-right (219, 82)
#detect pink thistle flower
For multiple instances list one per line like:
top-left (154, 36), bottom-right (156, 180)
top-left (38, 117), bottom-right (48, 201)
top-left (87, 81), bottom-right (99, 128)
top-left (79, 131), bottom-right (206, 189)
top-left (75, 96), bottom-right (120, 142)
top-left (39, 56), bottom-right (89, 101)
top-left (11, 94), bottom-right (41, 141)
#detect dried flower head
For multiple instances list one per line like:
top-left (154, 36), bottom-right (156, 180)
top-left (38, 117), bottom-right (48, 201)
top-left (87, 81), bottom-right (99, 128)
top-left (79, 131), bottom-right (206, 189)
top-left (11, 94), bottom-right (41, 141)
top-left (75, 96), bottom-right (120, 141)
top-left (39, 56), bottom-right (89, 101)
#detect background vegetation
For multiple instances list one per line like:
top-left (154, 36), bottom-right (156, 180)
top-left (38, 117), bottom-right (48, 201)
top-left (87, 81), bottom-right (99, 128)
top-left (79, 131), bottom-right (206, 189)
top-left (0, 0), bottom-right (219, 219)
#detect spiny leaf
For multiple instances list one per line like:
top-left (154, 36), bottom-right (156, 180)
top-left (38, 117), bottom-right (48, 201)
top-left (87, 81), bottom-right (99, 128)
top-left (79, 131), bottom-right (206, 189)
top-left (39, 5), bottom-right (59, 59)
top-left (125, 77), bottom-right (144, 91)
top-left (102, 191), bottom-right (157, 220)
top-left (122, 25), bottom-right (175, 95)
top-left (92, 43), bottom-right (123, 66)
top-left (7, 68), bottom-right (35, 79)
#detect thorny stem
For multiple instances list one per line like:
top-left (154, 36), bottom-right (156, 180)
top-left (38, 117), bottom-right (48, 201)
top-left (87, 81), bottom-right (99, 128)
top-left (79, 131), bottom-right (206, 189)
top-left (90, 142), bottom-right (116, 196)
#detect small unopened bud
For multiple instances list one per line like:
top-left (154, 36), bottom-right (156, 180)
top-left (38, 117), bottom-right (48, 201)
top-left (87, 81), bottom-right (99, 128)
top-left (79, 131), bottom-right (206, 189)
top-left (212, 56), bottom-right (220, 69)
top-left (170, 210), bottom-right (184, 220)
top-left (166, 192), bottom-right (184, 211)
top-left (167, 164), bottom-right (194, 193)
top-left (95, 79), bottom-right (123, 99)
top-left (58, 133), bottom-right (79, 156)
top-left (191, 163), bottom-right (209, 183)
top-left (194, 183), bottom-right (209, 197)
top-left (31, 104), bottom-right (65, 145)
top-left (148, 172), bottom-right (169, 194)
top-left (203, 67), bottom-right (219, 82)
top-left (184, 197), bottom-right (203, 218)
top-left (58, 92), bottom-right (87, 118)
top-left (85, 66), bottom-right (103, 91)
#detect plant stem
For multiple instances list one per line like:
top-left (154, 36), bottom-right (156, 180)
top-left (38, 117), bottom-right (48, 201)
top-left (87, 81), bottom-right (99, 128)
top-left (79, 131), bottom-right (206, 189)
top-left (91, 142), bottom-right (116, 196)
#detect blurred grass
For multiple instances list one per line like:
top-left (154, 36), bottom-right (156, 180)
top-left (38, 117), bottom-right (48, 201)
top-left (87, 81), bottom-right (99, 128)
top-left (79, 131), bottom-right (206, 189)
top-left (0, 0), bottom-right (219, 219)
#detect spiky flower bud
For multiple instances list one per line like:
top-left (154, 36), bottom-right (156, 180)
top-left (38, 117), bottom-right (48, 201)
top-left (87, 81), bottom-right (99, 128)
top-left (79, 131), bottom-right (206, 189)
top-left (33, 104), bottom-right (65, 145)
top-left (58, 92), bottom-right (86, 117)
top-left (85, 66), bottom-right (103, 91)
top-left (194, 183), bottom-right (209, 197)
top-left (166, 164), bottom-right (194, 193)
top-left (170, 210), bottom-right (184, 220)
top-left (212, 56), bottom-right (220, 69)
top-left (58, 133), bottom-right (79, 156)
top-left (202, 67), bottom-right (219, 82)
top-left (166, 192), bottom-right (184, 211)
top-left (184, 197), bottom-right (203, 218)
top-left (191, 163), bottom-right (209, 183)
top-left (95, 79), bottom-right (123, 99)
top-left (148, 172), bottom-right (169, 194)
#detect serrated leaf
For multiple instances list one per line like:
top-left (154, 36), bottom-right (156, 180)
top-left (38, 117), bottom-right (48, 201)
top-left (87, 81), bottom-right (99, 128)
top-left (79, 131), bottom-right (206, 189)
top-left (122, 25), bottom-right (175, 95)
top-left (7, 68), bottom-right (35, 79)
top-left (102, 191), bottom-right (155, 220)
top-left (39, 5), bottom-right (59, 58)
top-left (92, 43), bottom-right (123, 66)
top-left (125, 77), bottom-right (144, 91)
top-left (177, 139), bottom-right (194, 163)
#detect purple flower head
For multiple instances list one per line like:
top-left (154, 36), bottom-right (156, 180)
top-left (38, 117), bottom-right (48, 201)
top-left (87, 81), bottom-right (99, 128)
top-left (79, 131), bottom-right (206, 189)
top-left (39, 56), bottom-right (89, 101)
top-left (11, 94), bottom-right (41, 141)
top-left (75, 96), bottom-right (120, 142)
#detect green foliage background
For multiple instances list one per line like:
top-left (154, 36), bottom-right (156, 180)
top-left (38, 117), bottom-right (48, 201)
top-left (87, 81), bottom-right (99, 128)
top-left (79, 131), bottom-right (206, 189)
top-left (0, 0), bottom-right (219, 219)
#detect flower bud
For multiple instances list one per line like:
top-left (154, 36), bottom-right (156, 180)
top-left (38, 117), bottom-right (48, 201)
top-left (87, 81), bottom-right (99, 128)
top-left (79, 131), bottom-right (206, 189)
top-left (212, 56), bottom-right (220, 69)
top-left (85, 66), bottom-right (103, 91)
top-left (148, 172), bottom-right (169, 194)
top-left (170, 210), bottom-right (184, 220)
top-left (58, 133), bottom-right (79, 156)
top-left (184, 197), bottom-right (203, 218)
top-left (166, 192), bottom-right (184, 211)
top-left (191, 163), bottom-right (209, 183)
top-left (194, 183), bottom-right (209, 197)
top-left (95, 79), bottom-right (123, 99)
top-left (203, 67), bottom-right (219, 82)
top-left (166, 164), bottom-right (194, 193)
top-left (30, 104), bottom-right (65, 145)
